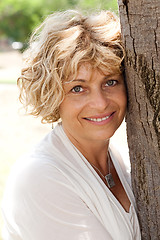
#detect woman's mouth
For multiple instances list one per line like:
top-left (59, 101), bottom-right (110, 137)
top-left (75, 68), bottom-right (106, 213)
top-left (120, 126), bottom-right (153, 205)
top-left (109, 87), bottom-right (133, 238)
top-left (84, 112), bottom-right (115, 123)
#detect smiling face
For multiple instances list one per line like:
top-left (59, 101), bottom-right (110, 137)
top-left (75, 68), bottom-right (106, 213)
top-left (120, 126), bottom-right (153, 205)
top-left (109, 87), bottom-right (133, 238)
top-left (59, 63), bottom-right (127, 146)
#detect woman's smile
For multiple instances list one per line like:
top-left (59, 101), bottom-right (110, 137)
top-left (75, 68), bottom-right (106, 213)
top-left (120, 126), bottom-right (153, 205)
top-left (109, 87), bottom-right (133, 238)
top-left (83, 112), bottom-right (115, 125)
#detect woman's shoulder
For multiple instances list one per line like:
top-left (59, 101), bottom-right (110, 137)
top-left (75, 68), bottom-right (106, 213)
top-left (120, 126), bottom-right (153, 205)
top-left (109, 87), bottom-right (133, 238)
top-left (3, 152), bottom-right (61, 198)
top-left (2, 146), bottom-right (75, 222)
top-left (3, 125), bottom-right (71, 199)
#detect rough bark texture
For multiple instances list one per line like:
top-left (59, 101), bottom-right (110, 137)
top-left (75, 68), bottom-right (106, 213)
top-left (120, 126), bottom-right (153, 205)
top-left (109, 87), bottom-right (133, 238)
top-left (118, 0), bottom-right (160, 239)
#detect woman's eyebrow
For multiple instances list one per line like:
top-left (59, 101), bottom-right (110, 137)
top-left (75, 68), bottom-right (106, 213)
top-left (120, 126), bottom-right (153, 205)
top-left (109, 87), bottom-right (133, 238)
top-left (72, 79), bottom-right (86, 82)
top-left (104, 74), bottom-right (122, 80)
top-left (104, 74), bottom-right (116, 79)
top-left (64, 79), bottom-right (86, 84)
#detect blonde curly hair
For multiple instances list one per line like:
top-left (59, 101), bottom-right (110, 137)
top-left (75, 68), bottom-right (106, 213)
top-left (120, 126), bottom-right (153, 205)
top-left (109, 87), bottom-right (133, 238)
top-left (17, 9), bottom-right (125, 123)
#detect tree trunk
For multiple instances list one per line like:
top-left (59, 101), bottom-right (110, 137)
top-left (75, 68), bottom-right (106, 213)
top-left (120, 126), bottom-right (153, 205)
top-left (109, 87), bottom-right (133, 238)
top-left (118, 0), bottom-right (160, 239)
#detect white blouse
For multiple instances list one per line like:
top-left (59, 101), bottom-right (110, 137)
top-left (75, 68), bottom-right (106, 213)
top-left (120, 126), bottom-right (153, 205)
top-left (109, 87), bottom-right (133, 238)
top-left (2, 123), bottom-right (141, 240)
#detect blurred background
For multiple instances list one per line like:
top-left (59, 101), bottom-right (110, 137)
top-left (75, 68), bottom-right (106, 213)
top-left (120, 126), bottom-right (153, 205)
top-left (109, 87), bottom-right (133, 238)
top-left (0, 0), bottom-right (128, 239)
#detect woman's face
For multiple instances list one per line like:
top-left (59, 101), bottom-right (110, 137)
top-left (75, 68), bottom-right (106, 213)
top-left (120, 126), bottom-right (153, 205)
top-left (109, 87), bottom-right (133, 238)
top-left (59, 63), bottom-right (127, 144)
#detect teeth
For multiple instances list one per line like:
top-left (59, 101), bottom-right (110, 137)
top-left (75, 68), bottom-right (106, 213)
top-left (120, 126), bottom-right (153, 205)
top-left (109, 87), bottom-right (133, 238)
top-left (87, 115), bottom-right (110, 122)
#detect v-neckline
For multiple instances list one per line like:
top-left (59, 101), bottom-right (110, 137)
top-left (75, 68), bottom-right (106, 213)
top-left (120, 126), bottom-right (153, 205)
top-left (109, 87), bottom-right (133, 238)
top-left (59, 123), bottom-right (133, 214)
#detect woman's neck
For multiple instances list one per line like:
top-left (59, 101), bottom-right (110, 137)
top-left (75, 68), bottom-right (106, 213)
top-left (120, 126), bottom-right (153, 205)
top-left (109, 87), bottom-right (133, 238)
top-left (65, 130), bottom-right (110, 170)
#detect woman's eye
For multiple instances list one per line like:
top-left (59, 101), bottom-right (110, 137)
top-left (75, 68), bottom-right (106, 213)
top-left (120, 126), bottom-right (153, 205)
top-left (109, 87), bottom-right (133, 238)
top-left (105, 80), bottom-right (117, 87)
top-left (71, 86), bottom-right (83, 93)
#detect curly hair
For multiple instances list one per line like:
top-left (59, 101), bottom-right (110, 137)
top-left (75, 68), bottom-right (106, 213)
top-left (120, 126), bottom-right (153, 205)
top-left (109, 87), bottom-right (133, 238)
top-left (17, 9), bottom-right (125, 123)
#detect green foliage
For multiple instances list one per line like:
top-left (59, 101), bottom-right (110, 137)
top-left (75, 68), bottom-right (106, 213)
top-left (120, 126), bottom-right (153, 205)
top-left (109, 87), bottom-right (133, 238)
top-left (0, 0), bottom-right (118, 47)
top-left (77, 0), bottom-right (118, 12)
top-left (0, 0), bottom-right (44, 43)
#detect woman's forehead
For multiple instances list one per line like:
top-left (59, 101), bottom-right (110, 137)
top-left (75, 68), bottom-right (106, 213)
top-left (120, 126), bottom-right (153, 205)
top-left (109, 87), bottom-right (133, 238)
top-left (63, 62), bottom-right (122, 84)
top-left (76, 62), bottom-right (120, 77)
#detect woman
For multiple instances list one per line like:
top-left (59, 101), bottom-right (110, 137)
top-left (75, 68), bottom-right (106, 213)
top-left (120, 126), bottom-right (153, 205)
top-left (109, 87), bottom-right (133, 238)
top-left (2, 10), bottom-right (141, 239)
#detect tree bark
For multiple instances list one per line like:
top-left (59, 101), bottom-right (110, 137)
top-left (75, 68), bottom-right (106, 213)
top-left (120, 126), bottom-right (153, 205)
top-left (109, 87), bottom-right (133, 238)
top-left (118, 0), bottom-right (160, 239)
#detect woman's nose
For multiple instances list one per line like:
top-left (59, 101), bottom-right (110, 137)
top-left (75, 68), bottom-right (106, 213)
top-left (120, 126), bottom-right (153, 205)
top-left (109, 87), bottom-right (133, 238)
top-left (88, 90), bottom-right (109, 110)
